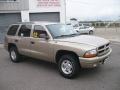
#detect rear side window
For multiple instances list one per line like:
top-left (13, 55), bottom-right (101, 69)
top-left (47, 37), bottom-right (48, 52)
top-left (7, 25), bottom-right (19, 36)
top-left (18, 25), bottom-right (32, 37)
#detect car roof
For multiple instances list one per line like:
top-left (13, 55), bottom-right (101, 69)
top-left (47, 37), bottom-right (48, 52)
top-left (15, 21), bottom-right (59, 25)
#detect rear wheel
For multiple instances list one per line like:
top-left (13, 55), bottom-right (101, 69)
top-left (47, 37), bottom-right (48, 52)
top-left (58, 54), bottom-right (80, 79)
top-left (9, 46), bottom-right (21, 63)
top-left (89, 30), bottom-right (93, 35)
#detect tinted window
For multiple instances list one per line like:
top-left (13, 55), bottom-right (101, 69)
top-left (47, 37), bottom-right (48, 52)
top-left (7, 25), bottom-right (19, 36)
top-left (33, 25), bottom-right (47, 38)
top-left (18, 25), bottom-right (32, 37)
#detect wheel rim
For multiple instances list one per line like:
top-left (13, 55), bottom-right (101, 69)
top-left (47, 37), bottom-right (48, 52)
top-left (10, 50), bottom-right (16, 61)
top-left (61, 60), bottom-right (73, 75)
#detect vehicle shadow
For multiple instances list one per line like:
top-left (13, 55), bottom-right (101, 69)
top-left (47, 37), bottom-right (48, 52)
top-left (22, 57), bottom-right (58, 72)
top-left (21, 57), bottom-right (102, 79)
top-left (78, 67), bottom-right (102, 78)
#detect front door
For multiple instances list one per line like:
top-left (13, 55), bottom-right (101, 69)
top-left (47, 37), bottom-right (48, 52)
top-left (30, 25), bottom-right (53, 61)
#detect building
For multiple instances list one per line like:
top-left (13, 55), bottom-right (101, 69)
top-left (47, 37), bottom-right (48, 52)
top-left (0, 0), bottom-right (65, 31)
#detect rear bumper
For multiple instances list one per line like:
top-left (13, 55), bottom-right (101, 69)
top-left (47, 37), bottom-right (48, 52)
top-left (79, 48), bottom-right (112, 68)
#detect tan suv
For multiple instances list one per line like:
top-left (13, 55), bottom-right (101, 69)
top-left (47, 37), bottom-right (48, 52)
top-left (4, 22), bottom-right (112, 78)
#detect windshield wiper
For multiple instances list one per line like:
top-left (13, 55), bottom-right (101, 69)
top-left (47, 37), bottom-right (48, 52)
top-left (55, 35), bottom-right (72, 38)
top-left (70, 33), bottom-right (78, 36)
top-left (69, 33), bottom-right (81, 36)
top-left (55, 33), bottom-right (80, 38)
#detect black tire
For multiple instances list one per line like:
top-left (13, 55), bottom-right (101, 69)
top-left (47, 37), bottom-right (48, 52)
top-left (9, 46), bottom-right (21, 63)
top-left (58, 54), bottom-right (80, 79)
top-left (89, 30), bottom-right (93, 35)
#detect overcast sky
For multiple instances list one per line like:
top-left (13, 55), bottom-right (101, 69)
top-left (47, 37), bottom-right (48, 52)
top-left (66, 0), bottom-right (120, 21)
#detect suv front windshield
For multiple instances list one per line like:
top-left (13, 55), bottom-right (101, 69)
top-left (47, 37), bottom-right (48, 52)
top-left (46, 24), bottom-right (78, 38)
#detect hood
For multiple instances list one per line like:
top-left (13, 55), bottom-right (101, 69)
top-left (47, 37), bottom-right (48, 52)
top-left (55, 35), bottom-right (109, 47)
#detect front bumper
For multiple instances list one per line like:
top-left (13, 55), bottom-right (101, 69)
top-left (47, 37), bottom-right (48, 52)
top-left (79, 48), bottom-right (112, 68)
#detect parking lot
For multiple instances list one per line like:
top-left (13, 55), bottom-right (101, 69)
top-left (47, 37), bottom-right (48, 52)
top-left (0, 42), bottom-right (120, 90)
top-left (95, 27), bottom-right (120, 42)
top-left (0, 27), bottom-right (120, 90)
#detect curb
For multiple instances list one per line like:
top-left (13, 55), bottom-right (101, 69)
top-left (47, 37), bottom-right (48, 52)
top-left (110, 40), bottom-right (120, 45)
top-left (110, 40), bottom-right (120, 43)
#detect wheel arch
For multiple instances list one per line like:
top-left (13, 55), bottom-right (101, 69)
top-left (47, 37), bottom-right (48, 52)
top-left (89, 30), bottom-right (93, 34)
top-left (55, 50), bottom-right (79, 64)
top-left (8, 43), bottom-right (17, 51)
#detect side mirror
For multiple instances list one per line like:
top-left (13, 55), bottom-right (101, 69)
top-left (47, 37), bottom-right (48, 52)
top-left (39, 34), bottom-right (49, 40)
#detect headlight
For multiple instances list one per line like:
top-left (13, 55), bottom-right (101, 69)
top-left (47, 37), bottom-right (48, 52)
top-left (84, 49), bottom-right (97, 58)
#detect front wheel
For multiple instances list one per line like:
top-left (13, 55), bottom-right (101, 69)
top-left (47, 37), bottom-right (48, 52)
top-left (58, 54), bottom-right (80, 79)
top-left (9, 47), bottom-right (21, 63)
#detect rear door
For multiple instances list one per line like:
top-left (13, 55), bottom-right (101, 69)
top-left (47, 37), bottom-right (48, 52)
top-left (79, 26), bottom-right (88, 33)
top-left (16, 24), bottom-right (32, 56)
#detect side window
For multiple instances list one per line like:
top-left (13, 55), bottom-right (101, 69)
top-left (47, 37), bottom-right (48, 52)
top-left (7, 25), bottom-right (19, 36)
top-left (33, 25), bottom-right (47, 38)
top-left (18, 25), bottom-right (32, 37)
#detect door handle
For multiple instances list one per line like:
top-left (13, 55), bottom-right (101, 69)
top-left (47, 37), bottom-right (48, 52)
top-left (31, 41), bottom-right (35, 44)
top-left (15, 39), bottom-right (18, 42)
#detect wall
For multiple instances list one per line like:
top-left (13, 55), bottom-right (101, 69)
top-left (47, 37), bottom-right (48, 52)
top-left (29, 0), bottom-right (65, 23)
top-left (0, 0), bottom-right (29, 11)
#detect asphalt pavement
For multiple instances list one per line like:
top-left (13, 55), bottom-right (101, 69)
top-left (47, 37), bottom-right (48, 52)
top-left (0, 42), bottom-right (120, 90)
top-left (95, 28), bottom-right (120, 42)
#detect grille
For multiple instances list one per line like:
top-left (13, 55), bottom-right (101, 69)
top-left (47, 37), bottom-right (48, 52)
top-left (97, 43), bottom-right (110, 56)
